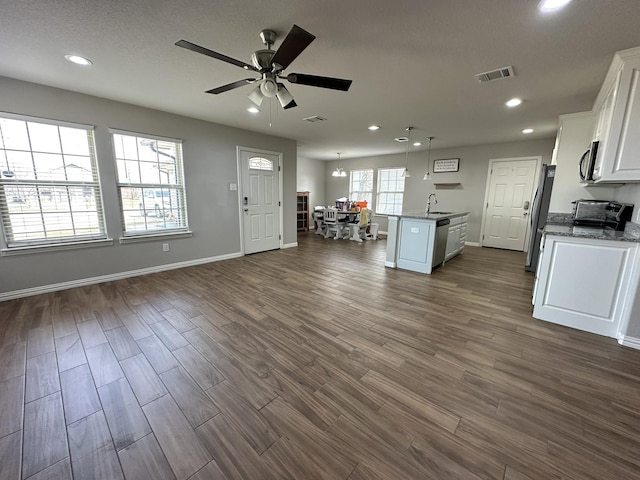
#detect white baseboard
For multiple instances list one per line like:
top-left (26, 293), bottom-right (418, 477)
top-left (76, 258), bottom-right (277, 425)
top-left (465, 241), bottom-right (480, 247)
top-left (384, 261), bottom-right (396, 268)
top-left (282, 242), bottom-right (298, 249)
top-left (618, 334), bottom-right (640, 350)
top-left (0, 251), bottom-right (243, 302)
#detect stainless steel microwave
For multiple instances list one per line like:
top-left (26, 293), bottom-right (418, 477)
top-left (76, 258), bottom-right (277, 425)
top-left (579, 140), bottom-right (599, 182)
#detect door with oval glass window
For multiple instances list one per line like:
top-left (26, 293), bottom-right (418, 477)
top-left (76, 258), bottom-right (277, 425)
top-left (239, 148), bottom-right (281, 254)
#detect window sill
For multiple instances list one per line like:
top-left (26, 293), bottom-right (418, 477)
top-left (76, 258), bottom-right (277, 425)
top-left (1, 238), bottom-right (114, 257)
top-left (119, 230), bottom-right (193, 244)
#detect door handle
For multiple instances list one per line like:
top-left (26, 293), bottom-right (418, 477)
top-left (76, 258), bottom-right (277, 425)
top-left (243, 208), bottom-right (249, 212)
top-left (523, 212), bottom-right (529, 216)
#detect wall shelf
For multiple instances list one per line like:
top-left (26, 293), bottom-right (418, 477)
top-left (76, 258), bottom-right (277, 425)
top-left (433, 182), bottom-right (462, 188)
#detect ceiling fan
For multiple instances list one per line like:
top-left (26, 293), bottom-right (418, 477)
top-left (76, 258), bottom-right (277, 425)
top-left (175, 25), bottom-right (352, 109)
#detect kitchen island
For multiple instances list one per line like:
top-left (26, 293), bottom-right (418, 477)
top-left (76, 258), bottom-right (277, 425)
top-left (385, 211), bottom-right (470, 274)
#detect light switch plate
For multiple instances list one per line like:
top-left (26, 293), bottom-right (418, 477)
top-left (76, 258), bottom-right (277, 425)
top-left (230, 183), bottom-right (238, 191)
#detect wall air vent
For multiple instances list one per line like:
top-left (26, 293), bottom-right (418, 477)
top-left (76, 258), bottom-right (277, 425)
top-left (303, 115), bottom-right (327, 122)
top-left (475, 66), bottom-right (515, 83)
top-left (394, 136), bottom-right (409, 142)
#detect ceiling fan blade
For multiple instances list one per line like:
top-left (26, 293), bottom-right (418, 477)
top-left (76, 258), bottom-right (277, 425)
top-left (286, 73), bottom-right (352, 91)
top-left (205, 78), bottom-right (257, 94)
top-left (175, 39), bottom-right (258, 72)
top-left (283, 99), bottom-right (297, 110)
top-left (270, 25), bottom-right (315, 70)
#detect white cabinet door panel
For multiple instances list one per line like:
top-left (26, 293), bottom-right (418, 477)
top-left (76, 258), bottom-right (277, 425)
top-left (592, 50), bottom-right (640, 182)
top-left (533, 235), bottom-right (638, 338)
top-left (396, 219), bottom-right (435, 274)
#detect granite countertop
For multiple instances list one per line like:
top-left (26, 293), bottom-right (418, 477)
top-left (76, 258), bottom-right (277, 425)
top-left (544, 224), bottom-right (640, 243)
top-left (390, 210), bottom-right (469, 220)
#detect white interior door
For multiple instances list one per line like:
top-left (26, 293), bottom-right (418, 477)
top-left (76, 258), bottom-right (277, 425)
top-left (240, 149), bottom-right (281, 254)
top-left (482, 158), bottom-right (539, 251)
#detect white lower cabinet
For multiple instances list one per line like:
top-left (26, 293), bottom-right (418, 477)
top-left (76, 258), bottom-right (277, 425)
top-left (445, 215), bottom-right (468, 262)
top-left (533, 235), bottom-right (639, 338)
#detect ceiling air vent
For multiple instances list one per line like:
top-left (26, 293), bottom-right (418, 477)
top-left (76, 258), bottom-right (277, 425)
top-left (475, 66), bottom-right (515, 83)
top-left (303, 115), bottom-right (327, 123)
top-left (394, 136), bottom-right (409, 142)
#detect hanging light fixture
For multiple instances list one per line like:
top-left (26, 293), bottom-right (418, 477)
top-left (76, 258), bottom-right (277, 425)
top-left (332, 152), bottom-right (347, 177)
top-left (401, 127), bottom-right (413, 178)
top-left (423, 136), bottom-right (434, 180)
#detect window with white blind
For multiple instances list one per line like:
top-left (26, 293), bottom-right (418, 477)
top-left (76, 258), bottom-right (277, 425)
top-left (349, 169), bottom-right (374, 207)
top-left (376, 167), bottom-right (405, 215)
top-left (0, 113), bottom-right (106, 249)
top-left (112, 130), bottom-right (188, 236)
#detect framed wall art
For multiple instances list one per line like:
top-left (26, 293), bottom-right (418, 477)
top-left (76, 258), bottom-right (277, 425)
top-left (433, 158), bottom-right (460, 173)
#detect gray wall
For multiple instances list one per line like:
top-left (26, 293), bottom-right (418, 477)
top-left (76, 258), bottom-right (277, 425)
top-left (0, 76), bottom-right (297, 294)
top-left (325, 138), bottom-right (555, 243)
top-left (614, 184), bottom-right (640, 223)
top-left (296, 156), bottom-right (326, 210)
top-left (549, 112), bottom-right (615, 213)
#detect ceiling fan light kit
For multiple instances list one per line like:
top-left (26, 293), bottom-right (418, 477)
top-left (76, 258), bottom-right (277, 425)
top-left (175, 24), bottom-right (353, 110)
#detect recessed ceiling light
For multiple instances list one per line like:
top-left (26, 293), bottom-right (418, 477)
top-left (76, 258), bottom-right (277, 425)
top-left (538, 0), bottom-right (572, 12)
top-left (522, 128), bottom-right (534, 134)
top-left (247, 107), bottom-right (260, 113)
top-left (413, 142), bottom-right (422, 147)
top-left (506, 98), bottom-right (523, 108)
top-left (64, 54), bottom-right (93, 66)
top-left (368, 125), bottom-right (380, 131)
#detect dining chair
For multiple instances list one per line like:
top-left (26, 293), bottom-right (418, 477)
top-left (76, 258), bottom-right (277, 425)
top-left (348, 208), bottom-right (369, 242)
top-left (313, 210), bottom-right (326, 235)
top-left (323, 208), bottom-right (348, 239)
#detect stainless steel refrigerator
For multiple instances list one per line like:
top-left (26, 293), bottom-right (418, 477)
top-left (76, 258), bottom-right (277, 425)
top-left (525, 164), bottom-right (555, 272)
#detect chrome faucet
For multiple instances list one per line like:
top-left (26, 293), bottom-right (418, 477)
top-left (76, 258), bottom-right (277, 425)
top-left (426, 193), bottom-right (437, 214)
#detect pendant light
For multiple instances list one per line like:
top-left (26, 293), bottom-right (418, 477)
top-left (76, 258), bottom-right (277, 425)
top-left (401, 127), bottom-right (413, 178)
top-left (332, 152), bottom-right (347, 177)
top-left (423, 136), bottom-right (434, 180)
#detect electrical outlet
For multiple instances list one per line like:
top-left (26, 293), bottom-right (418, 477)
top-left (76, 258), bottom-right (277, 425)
top-left (162, 243), bottom-right (170, 252)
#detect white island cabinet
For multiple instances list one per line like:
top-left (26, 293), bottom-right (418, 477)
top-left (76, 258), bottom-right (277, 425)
top-left (386, 212), bottom-right (469, 274)
top-left (445, 215), bottom-right (468, 262)
top-left (396, 218), bottom-right (436, 274)
top-left (533, 233), bottom-right (640, 338)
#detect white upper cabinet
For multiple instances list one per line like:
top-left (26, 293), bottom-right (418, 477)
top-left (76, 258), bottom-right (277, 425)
top-left (592, 47), bottom-right (640, 183)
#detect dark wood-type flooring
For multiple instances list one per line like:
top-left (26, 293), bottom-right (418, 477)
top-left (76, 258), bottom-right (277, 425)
top-left (1, 232), bottom-right (640, 479)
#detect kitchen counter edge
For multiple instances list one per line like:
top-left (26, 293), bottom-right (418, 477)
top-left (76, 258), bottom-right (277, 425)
top-left (543, 223), bottom-right (640, 243)
top-left (388, 211), bottom-right (470, 221)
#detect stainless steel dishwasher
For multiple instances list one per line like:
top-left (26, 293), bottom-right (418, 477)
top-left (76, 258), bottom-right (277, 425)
top-left (432, 218), bottom-right (450, 268)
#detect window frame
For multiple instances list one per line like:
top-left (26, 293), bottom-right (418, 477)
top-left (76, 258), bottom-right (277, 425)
top-left (0, 112), bottom-right (108, 253)
top-left (376, 167), bottom-right (406, 216)
top-left (348, 168), bottom-right (374, 208)
top-left (110, 129), bottom-right (190, 239)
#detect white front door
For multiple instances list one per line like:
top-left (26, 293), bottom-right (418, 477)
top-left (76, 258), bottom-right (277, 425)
top-left (482, 158), bottom-right (539, 251)
top-left (240, 148), bottom-right (281, 254)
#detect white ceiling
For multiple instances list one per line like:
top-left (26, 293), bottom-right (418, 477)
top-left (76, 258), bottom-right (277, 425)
top-left (1, 0), bottom-right (640, 160)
